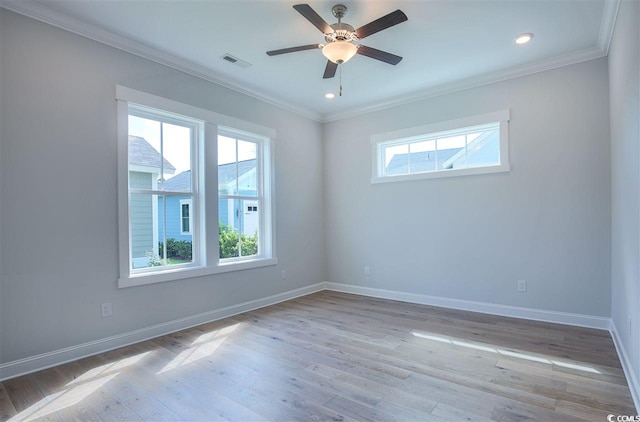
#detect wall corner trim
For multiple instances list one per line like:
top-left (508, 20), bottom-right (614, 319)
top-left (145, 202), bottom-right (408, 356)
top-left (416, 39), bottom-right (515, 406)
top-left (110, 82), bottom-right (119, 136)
top-left (610, 320), bottom-right (640, 413)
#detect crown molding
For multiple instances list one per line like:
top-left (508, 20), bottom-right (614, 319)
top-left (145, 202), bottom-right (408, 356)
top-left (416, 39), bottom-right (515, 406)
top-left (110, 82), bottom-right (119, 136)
top-left (322, 46), bottom-right (606, 122)
top-left (2, 0), bottom-right (619, 124)
top-left (0, 0), bottom-right (324, 122)
top-left (597, 0), bottom-right (621, 54)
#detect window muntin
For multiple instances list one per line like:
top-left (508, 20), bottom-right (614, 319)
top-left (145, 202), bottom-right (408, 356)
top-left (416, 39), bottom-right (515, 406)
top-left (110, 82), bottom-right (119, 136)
top-left (117, 86), bottom-right (277, 287)
top-left (372, 110), bottom-right (510, 183)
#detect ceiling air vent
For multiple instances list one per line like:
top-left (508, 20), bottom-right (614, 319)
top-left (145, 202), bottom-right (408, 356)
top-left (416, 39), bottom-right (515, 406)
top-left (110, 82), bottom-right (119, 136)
top-left (221, 54), bottom-right (252, 69)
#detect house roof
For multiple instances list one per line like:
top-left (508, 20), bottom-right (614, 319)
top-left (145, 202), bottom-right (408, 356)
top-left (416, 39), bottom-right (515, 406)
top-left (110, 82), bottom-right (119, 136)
top-left (128, 135), bottom-right (176, 173)
top-left (218, 159), bottom-right (256, 186)
top-left (163, 170), bottom-right (191, 191)
top-left (162, 159), bottom-right (256, 191)
top-left (385, 148), bottom-right (460, 175)
top-left (441, 130), bottom-right (499, 169)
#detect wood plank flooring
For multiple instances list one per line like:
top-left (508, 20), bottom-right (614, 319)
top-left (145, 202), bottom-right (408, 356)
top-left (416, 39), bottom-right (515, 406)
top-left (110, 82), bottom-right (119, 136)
top-left (1, 291), bottom-right (636, 421)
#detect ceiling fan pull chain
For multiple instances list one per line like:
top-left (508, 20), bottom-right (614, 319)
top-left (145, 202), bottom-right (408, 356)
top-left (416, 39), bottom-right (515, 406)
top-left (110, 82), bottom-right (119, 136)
top-left (339, 64), bottom-right (343, 96)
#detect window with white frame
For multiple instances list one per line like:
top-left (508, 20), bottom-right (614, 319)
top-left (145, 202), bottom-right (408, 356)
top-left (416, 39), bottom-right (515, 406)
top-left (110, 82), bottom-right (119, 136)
top-left (372, 110), bottom-right (510, 183)
top-left (117, 86), bottom-right (276, 288)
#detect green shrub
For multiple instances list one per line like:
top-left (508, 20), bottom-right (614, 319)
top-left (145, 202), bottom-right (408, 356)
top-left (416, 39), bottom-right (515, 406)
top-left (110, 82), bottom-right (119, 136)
top-left (159, 238), bottom-right (193, 260)
top-left (219, 222), bottom-right (258, 259)
top-left (158, 224), bottom-right (258, 261)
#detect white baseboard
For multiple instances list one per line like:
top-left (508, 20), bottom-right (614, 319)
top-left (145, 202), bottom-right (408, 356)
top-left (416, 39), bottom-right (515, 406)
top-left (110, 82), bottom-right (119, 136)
top-left (0, 278), bottom-right (629, 405)
top-left (0, 282), bottom-right (326, 381)
top-left (324, 282), bottom-right (611, 330)
top-left (610, 320), bottom-right (640, 413)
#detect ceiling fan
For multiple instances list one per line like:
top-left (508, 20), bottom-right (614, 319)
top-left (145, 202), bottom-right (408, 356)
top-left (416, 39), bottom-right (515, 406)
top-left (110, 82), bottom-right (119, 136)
top-left (266, 4), bottom-right (408, 80)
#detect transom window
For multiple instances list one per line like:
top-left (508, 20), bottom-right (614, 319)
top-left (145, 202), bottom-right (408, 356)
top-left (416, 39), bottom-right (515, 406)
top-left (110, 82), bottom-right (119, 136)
top-left (372, 110), bottom-right (510, 183)
top-left (117, 86), bottom-right (276, 288)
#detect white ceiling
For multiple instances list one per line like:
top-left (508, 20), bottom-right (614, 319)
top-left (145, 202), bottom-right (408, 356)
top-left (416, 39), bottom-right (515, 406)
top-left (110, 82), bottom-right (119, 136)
top-left (2, 0), bottom-right (617, 122)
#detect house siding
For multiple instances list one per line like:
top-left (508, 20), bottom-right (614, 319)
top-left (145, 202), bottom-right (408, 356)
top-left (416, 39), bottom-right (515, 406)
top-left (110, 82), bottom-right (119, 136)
top-left (129, 171), bottom-right (155, 264)
top-left (159, 196), bottom-right (192, 242)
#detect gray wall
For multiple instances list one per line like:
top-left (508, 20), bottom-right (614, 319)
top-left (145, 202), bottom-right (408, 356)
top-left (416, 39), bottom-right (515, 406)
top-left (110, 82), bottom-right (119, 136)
top-left (324, 58), bottom-right (611, 317)
top-left (0, 10), bottom-right (326, 362)
top-left (0, 5), bottom-right (625, 370)
top-left (609, 0), bottom-right (640, 394)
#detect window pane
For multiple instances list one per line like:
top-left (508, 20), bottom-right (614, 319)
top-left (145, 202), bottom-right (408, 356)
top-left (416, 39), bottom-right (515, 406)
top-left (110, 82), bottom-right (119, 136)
top-left (218, 136), bottom-right (238, 195)
top-left (436, 135), bottom-right (465, 170)
top-left (464, 128), bottom-right (500, 168)
top-left (219, 196), bottom-right (237, 258)
top-left (237, 157), bottom-right (257, 196)
top-left (131, 194), bottom-right (194, 269)
top-left (128, 116), bottom-right (192, 192)
top-left (238, 140), bottom-right (257, 195)
top-left (130, 193), bottom-right (161, 269)
top-left (384, 144), bottom-right (409, 175)
top-left (128, 117), bottom-right (162, 190)
top-left (162, 122), bottom-right (192, 193)
top-left (409, 140), bottom-right (436, 173)
top-left (219, 199), bottom-right (260, 259)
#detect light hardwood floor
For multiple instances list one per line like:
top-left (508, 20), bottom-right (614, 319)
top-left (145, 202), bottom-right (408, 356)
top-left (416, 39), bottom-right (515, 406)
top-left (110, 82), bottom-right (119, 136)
top-left (0, 291), bottom-right (636, 421)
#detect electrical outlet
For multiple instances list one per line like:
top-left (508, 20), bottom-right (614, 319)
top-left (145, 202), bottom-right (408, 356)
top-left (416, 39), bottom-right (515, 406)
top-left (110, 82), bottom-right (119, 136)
top-left (281, 270), bottom-right (287, 280)
top-left (364, 266), bottom-right (370, 276)
top-left (517, 280), bottom-right (527, 292)
top-left (101, 302), bottom-right (113, 318)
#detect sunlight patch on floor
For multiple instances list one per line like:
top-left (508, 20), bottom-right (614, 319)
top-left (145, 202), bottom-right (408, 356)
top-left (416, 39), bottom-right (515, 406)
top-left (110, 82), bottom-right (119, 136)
top-left (11, 351), bottom-right (151, 421)
top-left (157, 322), bottom-right (240, 374)
top-left (411, 331), bottom-right (601, 374)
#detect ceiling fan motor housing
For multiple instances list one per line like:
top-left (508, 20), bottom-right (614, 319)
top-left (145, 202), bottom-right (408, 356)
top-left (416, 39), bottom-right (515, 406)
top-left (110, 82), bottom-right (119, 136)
top-left (325, 23), bottom-right (357, 43)
top-left (325, 4), bottom-right (358, 43)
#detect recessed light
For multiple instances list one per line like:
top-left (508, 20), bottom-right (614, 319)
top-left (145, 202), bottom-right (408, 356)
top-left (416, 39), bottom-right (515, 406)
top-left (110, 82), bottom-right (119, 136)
top-left (515, 33), bottom-right (534, 45)
top-left (325, 93), bottom-right (335, 99)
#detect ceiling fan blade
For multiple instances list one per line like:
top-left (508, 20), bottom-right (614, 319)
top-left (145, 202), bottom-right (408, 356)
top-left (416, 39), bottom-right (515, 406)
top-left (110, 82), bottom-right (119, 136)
top-left (323, 60), bottom-right (338, 79)
top-left (357, 45), bottom-right (403, 65)
top-left (293, 4), bottom-right (333, 34)
top-left (355, 9), bottom-right (408, 39)
top-left (266, 44), bottom-right (321, 56)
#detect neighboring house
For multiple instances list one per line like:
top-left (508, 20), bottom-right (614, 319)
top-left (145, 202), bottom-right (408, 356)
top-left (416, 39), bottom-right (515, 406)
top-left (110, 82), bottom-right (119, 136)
top-left (217, 159), bottom-right (259, 237)
top-left (130, 136), bottom-right (259, 266)
top-left (158, 170), bottom-right (193, 243)
top-left (128, 135), bottom-right (175, 268)
top-left (157, 159), bottom-right (259, 244)
top-left (386, 148), bottom-right (460, 175)
top-left (442, 129), bottom-right (500, 170)
top-left (385, 130), bottom-right (499, 175)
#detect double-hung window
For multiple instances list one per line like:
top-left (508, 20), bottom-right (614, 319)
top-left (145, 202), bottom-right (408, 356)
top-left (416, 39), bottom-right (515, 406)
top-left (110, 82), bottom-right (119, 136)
top-left (117, 87), bottom-right (276, 287)
top-left (372, 110), bottom-right (510, 183)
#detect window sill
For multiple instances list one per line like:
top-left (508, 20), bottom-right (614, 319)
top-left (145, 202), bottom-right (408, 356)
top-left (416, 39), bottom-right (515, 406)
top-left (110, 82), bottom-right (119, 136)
top-left (371, 163), bottom-right (511, 184)
top-left (118, 257), bottom-right (278, 288)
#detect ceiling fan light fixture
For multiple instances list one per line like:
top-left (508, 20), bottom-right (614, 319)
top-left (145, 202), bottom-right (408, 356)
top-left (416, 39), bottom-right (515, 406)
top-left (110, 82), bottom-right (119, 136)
top-left (322, 41), bottom-right (357, 64)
